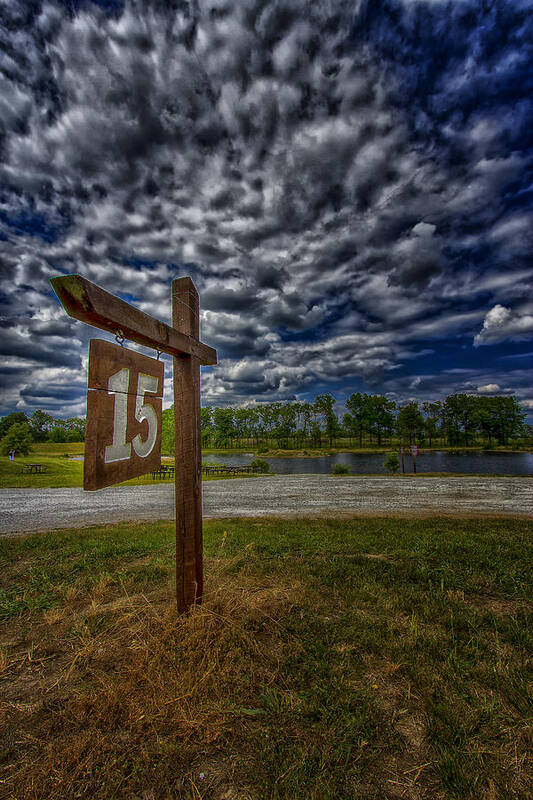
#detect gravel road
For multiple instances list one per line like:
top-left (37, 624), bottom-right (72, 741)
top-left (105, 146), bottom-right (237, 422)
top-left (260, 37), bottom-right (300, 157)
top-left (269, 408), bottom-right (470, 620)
top-left (0, 476), bottom-right (531, 535)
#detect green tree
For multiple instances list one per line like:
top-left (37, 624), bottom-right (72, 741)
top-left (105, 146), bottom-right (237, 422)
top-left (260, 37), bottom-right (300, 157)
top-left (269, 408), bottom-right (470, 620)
top-left (267, 403), bottom-right (283, 445)
top-left (366, 395), bottom-right (396, 446)
top-left (250, 457), bottom-right (269, 473)
top-left (200, 406), bottom-right (214, 447)
top-left (0, 412), bottom-right (29, 439)
top-left (475, 397), bottom-right (499, 447)
top-left (276, 403), bottom-right (296, 448)
top-left (1, 422), bottom-right (33, 456)
top-left (397, 401), bottom-right (425, 445)
top-left (300, 402), bottom-right (313, 439)
top-left (422, 401), bottom-right (442, 447)
top-left (30, 409), bottom-right (54, 442)
top-left (344, 392), bottom-right (369, 447)
top-left (332, 463), bottom-right (350, 475)
top-left (310, 421), bottom-right (322, 447)
top-left (234, 407), bottom-right (261, 447)
top-left (49, 424), bottom-right (67, 443)
top-left (384, 452), bottom-right (400, 473)
top-left (161, 407), bottom-right (175, 454)
top-left (213, 407), bottom-right (235, 447)
top-left (441, 394), bottom-right (463, 446)
top-left (64, 417), bottom-right (86, 442)
top-left (246, 407), bottom-right (260, 445)
top-left (456, 394), bottom-right (477, 446)
top-left (523, 424), bottom-right (533, 448)
top-left (314, 393), bottom-right (339, 446)
top-left (491, 396), bottom-right (526, 446)
top-left (258, 403), bottom-right (274, 446)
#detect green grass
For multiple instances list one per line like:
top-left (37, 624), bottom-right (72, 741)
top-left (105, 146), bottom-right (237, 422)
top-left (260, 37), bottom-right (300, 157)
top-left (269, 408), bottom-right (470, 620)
top-left (1, 442), bottom-right (528, 490)
top-left (31, 442), bottom-right (86, 455)
top-left (1, 449), bottom-right (527, 488)
top-left (203, 442), bottom-right (533, 456)
top-left (1, 516), bottom-right (531, 799)
top-left (0, 453), bottom-right (85, 488)
top-left (0, 451), bottom-right (264, 489)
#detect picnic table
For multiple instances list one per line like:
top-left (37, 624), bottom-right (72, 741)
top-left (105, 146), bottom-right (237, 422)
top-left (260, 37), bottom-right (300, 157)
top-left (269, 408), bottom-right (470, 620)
top-left (149, 464), bottom-right (262, 479)
top-left (21, 463), bottom-right (48, 474)
top-left (201, 464), bottom-right (262, 476)
top-left (150, 465), bottom-right (175, 479)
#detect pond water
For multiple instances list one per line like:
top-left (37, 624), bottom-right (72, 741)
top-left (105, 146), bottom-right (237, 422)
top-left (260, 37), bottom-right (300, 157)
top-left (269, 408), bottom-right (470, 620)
top-left (202, 451), bottom-right (533, 476)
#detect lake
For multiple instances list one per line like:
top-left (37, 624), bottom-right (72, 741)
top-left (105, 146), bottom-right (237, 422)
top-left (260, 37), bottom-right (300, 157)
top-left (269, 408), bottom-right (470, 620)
top-left (203, 451), bottom-right (533, 476)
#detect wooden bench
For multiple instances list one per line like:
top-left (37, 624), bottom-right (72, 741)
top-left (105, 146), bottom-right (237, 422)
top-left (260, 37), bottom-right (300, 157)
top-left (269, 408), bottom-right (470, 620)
top-left (21, 464), bottom-right (48, 474)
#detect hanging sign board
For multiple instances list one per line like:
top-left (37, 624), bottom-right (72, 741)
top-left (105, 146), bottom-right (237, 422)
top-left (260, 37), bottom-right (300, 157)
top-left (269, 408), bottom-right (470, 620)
top-left (84, 339), bottom-right (164, 491)
top-left (51, 273), bottom-right (217, 613)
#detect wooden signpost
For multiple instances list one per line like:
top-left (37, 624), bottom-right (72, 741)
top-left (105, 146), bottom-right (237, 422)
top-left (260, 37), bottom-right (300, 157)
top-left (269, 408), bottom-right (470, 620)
top-left (51, 274), bottom-right (217, 612)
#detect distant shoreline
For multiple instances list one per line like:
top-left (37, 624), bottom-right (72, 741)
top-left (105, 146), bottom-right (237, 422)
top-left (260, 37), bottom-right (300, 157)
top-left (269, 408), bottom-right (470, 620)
top-left (200, 446), bottom-right (533, 458)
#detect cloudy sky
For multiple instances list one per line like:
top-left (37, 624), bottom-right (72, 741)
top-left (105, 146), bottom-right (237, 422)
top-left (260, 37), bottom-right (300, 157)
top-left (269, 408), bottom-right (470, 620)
top-left (1, 0), bottom-right (532, 420)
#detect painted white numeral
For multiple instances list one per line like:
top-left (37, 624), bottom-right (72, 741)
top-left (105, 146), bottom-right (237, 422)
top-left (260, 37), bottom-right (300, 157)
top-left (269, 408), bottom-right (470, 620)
top-left (132, 373), bottom-right (159, 458)
top-left (105, 368), bottom-right (131, 463)
top-left (104, 369), bottom-right (159, 463)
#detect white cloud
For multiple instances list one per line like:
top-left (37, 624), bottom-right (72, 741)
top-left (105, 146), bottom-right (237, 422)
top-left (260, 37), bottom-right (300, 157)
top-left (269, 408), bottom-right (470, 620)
top-left (474, 305), bottom-right (533, 345)
top-left (477, 383), bottom-right (500, 394)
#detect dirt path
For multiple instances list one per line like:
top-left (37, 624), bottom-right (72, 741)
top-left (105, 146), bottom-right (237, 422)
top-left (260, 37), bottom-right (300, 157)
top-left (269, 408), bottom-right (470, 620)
top-left (0, 476), bottom-right (531, 535)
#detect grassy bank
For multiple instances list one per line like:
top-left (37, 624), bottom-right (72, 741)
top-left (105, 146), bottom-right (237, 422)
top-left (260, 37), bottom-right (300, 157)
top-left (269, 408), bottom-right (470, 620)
top-left (1, 442), bottom-right (529, 488)
top-left (0, 454), bottom-right (528, 488)
top-left (202, 444), bottom-right (533, 457)
top-left (1, 516), bottom-right (531, 799)
top-left (2, 455), bottom-right (528, 489)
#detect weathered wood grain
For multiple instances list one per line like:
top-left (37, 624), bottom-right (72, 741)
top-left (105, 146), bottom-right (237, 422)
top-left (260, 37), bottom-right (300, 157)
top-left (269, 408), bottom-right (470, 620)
top-left (51, 271), bottom-right (217, 612)
top-left (84, 340), bottom-right (164, 491)
top-left (51, 274), bottom-right (217, 365)
top-left (173, 278), bottom-right (203, 612)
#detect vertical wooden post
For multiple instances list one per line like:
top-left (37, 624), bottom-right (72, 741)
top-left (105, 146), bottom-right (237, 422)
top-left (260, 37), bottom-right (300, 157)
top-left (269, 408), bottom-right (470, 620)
top-left (173, 278), bottom-right (203, 612)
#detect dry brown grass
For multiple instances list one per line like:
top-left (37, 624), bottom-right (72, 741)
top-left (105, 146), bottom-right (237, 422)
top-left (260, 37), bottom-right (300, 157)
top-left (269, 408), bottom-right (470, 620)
top-left (0, 556), bottom-right (306, 800)
top-left (1, 516), bottom-right (531, 800)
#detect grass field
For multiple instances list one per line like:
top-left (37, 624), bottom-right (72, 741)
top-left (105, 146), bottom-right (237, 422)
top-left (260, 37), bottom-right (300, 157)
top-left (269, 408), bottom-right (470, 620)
top-left (1, 516), bottom-right (531, 799)
top-left (202, 444), bottom-right (533, 457)
top-left (1, 445), bottom-right (527, 489)
top-left (0, 449), bottom-right (263, 489)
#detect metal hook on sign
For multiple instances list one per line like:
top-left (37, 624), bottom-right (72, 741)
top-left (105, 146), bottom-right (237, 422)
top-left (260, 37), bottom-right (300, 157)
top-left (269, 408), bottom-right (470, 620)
top-left (115, 329), bottom-right (125, 347)
top-left (156, 348), bottom-right (162, 361)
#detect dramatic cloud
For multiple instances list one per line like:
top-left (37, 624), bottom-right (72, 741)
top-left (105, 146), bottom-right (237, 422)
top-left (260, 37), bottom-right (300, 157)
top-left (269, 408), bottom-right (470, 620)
top-left (474, 305), bottom-right (533, 346)
top-left (0, 0), bottom-right (532, 417)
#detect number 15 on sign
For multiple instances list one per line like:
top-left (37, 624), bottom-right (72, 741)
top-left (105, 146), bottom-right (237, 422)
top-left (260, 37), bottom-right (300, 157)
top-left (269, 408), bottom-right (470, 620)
top-left (84, 339), bottom-right (164, 491)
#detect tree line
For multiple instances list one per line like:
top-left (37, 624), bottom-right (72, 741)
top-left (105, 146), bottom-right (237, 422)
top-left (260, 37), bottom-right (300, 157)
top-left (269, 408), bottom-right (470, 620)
top-left (160, 392), bottom-right (528, 452)
top-left (0, 409), bottom-right (86, 455)
top-left (1, 393), bottom-right (529, 457)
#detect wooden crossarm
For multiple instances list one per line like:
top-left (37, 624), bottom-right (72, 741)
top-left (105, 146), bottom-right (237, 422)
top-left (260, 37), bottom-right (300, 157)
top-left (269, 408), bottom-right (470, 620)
top-left (50, 274), bottom-right (217, 366)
